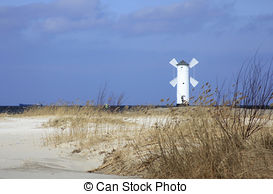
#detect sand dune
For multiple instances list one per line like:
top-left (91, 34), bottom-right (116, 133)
top-left (0, 117), bottom-right (123, 179)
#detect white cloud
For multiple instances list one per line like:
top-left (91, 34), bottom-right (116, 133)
top-left (115, 0), bottom-right (235, 35)
top-left (0, 0), bottom-right (107, 34)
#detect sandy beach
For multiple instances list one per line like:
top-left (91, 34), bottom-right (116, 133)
top-left (0, 117), bottom-right (124, 179)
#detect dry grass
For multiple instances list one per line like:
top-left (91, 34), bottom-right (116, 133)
top-left (88, 106), bottom-right (272, 178)
top-left (20, 104), bottom-right (271, 179)
top-left (4, 84), bottom-right (272, 179)
top-left (139, 109), bottom-right (273, 178)
top-left (37, 105), bottom-right (160, 152)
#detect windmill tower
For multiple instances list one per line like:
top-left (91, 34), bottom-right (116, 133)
top-left (169, 58), bottom-right (199, 106)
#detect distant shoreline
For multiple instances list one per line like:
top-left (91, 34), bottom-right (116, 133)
top-left (0, 104), bottom-right (272, 114)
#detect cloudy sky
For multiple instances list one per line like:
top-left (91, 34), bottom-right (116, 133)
top-left (1, 0), bottom-right (273, 105)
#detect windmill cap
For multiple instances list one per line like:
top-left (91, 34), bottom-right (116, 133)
top-left (177, 60), bottom-right (189, 66)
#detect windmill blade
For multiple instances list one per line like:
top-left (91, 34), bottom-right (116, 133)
top-left (169, 77), bottom-right (177, 87)
top-left (189, 58), bottom-right (199, 68)
top-left (169, 58), bottom-right (178, 68)
top-left (190, 77), bottom-right (199, 87)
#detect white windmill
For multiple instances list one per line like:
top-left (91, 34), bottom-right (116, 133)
top-left (169, 58), bottom-right (199, 106)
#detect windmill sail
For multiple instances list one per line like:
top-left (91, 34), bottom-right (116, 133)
top-left (190, 77), bottom-right (199, 87)
top-left (189, 58), bottom-right (199, 68)
top-left (169, 58), bottom-right (178, 68)
top-left (170, 77), bottom-right (177, 87)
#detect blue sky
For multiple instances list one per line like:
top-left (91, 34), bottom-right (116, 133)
top-left (0, 0), bottom-right (273, 105)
